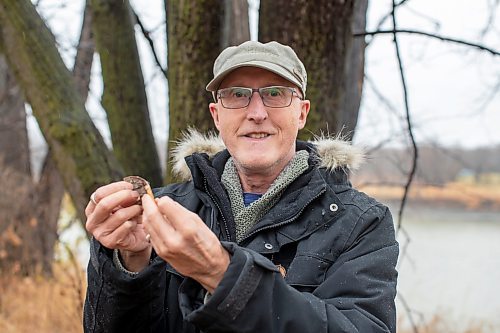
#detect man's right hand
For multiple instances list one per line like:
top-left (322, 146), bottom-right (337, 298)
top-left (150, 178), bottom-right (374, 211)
top-left (85, 181), bottom-right (152, 272)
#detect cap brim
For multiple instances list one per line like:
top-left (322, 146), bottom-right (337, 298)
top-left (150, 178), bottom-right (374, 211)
top-left (206, 60), bottom-right (303, 94)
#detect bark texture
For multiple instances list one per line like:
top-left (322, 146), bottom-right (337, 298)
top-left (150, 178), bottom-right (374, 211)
top-left (222, 0), bottom-right (250, 48)
top-left (340, 0), bottom-right (368, 141)
top-left (0, 54), bottom-right (33, 275)
top-left (0, 0), bottom-right (98, 276)
top-left (0, 0), bottom-right (123, 222)
top-left (73, 0), bottom-right (94, 102)
top-left (259, 0), bottom-right (360, 140)
top-left (166, 0), bottom-right (224, 182)
top-left (91, 0), bottom-right (162, 186)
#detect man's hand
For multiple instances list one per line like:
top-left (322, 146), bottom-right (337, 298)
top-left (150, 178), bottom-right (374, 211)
top-left (85, 181), bottom-right (152, 272)
top-left (142, 195), bottom-right (230, 293)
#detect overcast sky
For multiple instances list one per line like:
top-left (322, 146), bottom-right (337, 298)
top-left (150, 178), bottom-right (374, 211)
top-left (358, 0), bottom-right (500, 149)
top-left (30, 0), bottom-right (500, 155)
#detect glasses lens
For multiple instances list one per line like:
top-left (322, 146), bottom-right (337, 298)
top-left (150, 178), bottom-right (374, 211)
top-left (260, 86), bottom-right (293, 107)
top-left (218, 87), bottom-right (251, 108)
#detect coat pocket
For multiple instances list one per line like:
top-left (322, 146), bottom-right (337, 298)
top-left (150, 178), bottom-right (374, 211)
top-left (285, 254), bottom-right (332, 291)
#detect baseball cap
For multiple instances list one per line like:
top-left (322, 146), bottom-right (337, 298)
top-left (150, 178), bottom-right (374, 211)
top-left (206, 41), bottom-right (307, 97)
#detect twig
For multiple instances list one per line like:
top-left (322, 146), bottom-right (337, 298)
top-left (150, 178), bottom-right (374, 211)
top-left (480, 0), bottom-right (499, 37)
top-left (397, 292), bottom-right (421, 333)
top-left (355, 29), bottom-right (500, 56)
top-left (374, 0), bottom-right (412, 32)
top-left (390, 1), bottom-right (419, 235)
top-left (132, 11), bottom-right (168, 79)
top-left (389, 4), bottom-right (420, 332)
top-left (396, 225), bottom-right (417, 272)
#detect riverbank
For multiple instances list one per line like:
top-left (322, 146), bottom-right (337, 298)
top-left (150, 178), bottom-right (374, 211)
top-left (357, 182), bottom-right (500, 212)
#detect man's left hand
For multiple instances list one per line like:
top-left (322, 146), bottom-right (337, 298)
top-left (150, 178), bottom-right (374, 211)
top-left (141, 195), bottom-right (230, 294)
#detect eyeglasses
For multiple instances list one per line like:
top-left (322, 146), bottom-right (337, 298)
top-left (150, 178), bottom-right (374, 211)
top-left (216, 86), bottom-right (303, 109)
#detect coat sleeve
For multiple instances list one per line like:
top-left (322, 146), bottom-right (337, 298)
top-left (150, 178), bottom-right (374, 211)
top-left (83, 238), bottom-right (169, 333)
top-left (180, 205), bottom-right (399, 333)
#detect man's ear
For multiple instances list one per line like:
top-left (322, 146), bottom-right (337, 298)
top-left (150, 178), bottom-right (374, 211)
top-left (209, 103), bottom-right (221, 130)
top-left (298, 99), bottom-right (310, 130)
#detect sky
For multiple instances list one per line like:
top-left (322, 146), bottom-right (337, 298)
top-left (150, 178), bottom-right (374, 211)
top-left (358, 0), bottom-right (500, 149)
top-left (28, 0), bottom-right (500, 164)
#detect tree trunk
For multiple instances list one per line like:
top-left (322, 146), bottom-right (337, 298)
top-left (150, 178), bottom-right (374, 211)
top-left (0, 0), bottom-right (123, 222)
top-left (73, 0), bottom-right (94, 102)
top-left (340, 0), bottom-right (368, 141)
top-left (91, 0), bottom-right (162, 186)
top-left (222, 0), bottom-right (250, 48)
top-left (259, 0), bottom-right (358, 140)
top-left (166, 0), bottom-right (223, 182)
top-left (0, 56), bottom-right (30, 175)
top-left (0, 54), bottom-right (33, 275)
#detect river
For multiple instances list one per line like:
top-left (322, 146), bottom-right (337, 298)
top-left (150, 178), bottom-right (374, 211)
top-left (394, 204), bottom-right (500, 331)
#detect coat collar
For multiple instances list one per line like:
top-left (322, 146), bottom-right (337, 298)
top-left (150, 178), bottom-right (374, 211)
top-left (171, 128), bottom-right (365, 181)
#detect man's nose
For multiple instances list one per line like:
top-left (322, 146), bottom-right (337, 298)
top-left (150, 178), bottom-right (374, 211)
top-left (246, 91), bottom-right (268, 122)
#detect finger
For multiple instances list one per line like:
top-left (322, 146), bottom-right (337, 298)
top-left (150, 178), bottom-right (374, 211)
top-left (102, 220), bottom-right (148, 251)
top-left (87, 201), bottom-right (142, 235)
top-left (85, 200), bottom-right (95, 217)
top-left (142, 195), bottom-right (176, 242)
top-left (93, 181), bottom-right (134, 203)
top-left (91, 189), bottom-right (140, 225)
top-left (98, 220), bottom-right (137, 249)
top-left (156, 196), bottom-right (199, 231)
top-left (85, 181), bottom-right (134, 217)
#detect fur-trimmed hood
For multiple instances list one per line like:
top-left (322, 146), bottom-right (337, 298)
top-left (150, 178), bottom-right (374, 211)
top-left (170, 129), bottom-right (365, 181)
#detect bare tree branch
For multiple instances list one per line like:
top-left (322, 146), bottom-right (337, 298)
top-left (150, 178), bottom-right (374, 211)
top-left (132, 10), bottom-right (167, 79)
top-left (72, 0), bottom-right (94, 102)
top-left (355, 29), bottom-right (500, 56)
top-left (480, 0), bottom-right (499, 37)
top-left (374, 0), bottom-right (412, 31)
top-left (390, 2), bottom-right (419, 237)
top-left (397, 292), bottom-right (421, 333)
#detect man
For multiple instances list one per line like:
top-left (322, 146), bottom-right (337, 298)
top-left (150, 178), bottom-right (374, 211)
top-left (84, 41), bottom-right (399, 332)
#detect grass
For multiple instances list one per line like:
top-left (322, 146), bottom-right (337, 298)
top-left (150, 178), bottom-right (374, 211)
top-left (1, 265), bottom-right (495, 332)
top-left (0, 261), bottom-right (85, 333)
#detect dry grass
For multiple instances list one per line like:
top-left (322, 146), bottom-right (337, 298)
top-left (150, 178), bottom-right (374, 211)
top-left (398, 314), bottom-right (495, 333)
top-left (359, 182), bottom-right (500, 210)
top-left (0, 261), bottom-right (86, 333)
top-left (0, 263), bottom-right (496, 332)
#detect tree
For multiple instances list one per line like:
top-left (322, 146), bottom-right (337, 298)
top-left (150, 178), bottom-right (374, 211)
top-left (165, 0), bottom-right (250, 182)
top-left (0, 0), bottom-right (95, 275)
top-left (91, 0), bottom-right (162, 186)
top-left (259, 0), bottom-right (367, 140)
top-left (222, 0), bottom-right (250, 49)
top-left (0, 0), bottom-right (123, 224)
top-left (165, 0), bottom-right (224, 182)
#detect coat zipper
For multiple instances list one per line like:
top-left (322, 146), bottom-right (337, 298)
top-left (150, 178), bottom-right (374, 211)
top-left (239, 187), bottom-right (326, 244)
top-left (204, 177), bottom-right (231, 241)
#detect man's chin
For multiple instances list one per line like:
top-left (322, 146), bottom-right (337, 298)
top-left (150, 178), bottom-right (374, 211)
top-left (235, 157), bottom-right (280, 174)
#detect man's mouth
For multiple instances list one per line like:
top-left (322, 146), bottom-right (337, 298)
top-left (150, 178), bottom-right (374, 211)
top-left (245, 133), bottom-right (270, 139)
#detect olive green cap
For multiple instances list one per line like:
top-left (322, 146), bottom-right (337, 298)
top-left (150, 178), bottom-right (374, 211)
top-left (206, 40), bottom-right (307, 97)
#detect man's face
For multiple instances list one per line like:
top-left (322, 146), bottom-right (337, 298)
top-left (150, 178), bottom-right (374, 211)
top-left (209, 67), bottom-right (310, 177)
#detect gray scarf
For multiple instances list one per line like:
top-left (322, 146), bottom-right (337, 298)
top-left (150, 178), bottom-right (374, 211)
top-left (221, 150), bottom-right (309, 243)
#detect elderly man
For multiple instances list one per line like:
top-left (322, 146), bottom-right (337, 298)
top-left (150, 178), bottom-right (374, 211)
top-left (84, 41), bottom-right (398, 333)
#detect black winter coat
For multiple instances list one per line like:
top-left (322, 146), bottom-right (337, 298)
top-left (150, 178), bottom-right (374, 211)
top-left (84, 137), bottom-right (399, 333)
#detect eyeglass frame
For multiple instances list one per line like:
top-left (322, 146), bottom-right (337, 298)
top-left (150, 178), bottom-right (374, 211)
top-left (215, 85), bottom-right (304, 109)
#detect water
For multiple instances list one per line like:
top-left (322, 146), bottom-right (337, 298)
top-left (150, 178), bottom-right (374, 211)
top-left (395, 205), bottom-right (500, 330)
